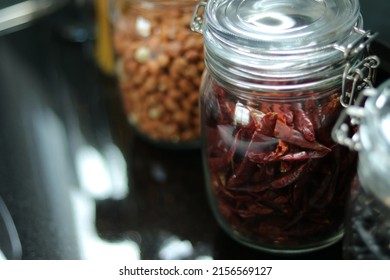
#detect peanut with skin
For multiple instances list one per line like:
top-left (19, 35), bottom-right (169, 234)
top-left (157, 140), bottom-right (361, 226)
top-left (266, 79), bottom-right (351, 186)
top-left (113, 2), bottom-right (204, 144)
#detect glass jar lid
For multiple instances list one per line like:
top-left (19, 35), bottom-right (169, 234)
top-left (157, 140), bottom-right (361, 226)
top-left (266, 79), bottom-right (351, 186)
top-left (193, 0), bottom-right (369, 92)
top-left (207, 0), bottom-right (360, 50)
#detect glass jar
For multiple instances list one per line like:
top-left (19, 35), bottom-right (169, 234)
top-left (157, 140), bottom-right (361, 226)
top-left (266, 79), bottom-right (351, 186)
top-left (333, 80), bottom-right (390, 259)
top-left (191, 0), bottom-right (379, 253)
top-left (95, 0), bottom-right (115, 76)
top-left (111, 0), bottom-right (204, 147)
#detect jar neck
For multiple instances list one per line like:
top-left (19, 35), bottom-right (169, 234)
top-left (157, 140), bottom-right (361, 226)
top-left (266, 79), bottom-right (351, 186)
top-left (204, 70), bottom-right (341, 104)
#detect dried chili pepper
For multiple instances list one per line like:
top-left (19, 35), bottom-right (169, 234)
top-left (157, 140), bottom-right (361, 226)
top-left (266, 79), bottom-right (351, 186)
top-left (269, 162), bottom-right (309, 189)
top-left (293, 109), bottom-right (315, 142)
top-left (274, 120), bottom-right (331, 152)
top-left (252, 112), bottom-right (278, 136)
top-left (203, 82), bottom-right (357, 250)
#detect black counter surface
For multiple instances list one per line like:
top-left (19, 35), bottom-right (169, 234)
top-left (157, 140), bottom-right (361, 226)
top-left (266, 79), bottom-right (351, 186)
top-left (0, 3), bottom-right (389, 260)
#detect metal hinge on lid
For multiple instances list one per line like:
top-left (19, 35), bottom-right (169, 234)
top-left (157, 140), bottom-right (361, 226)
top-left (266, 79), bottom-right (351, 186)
top-left (331, 87), bottom-right (376, 151)
top-left (333, 79), bottom-right (390, 151)
top-left (190, 1), bottom-right (207, 34)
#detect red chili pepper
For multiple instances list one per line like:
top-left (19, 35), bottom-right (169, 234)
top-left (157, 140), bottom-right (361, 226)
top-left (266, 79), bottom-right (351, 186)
top-left (226, 157), bottom-right (257, 188)
top-left (215, 87), bottom-right (235, 124)
top-left (251, 111), bottom-right (278, 136)
top-left (277, 111), bottom-right (294, 127)
top-left (207, 126), bottom-right (241, 171)
top-left (274, 120), bottom-right (331, 152)
top-left (234, 203), bottom-right (275, 218)
top-left (293, 109), bottom-right (315, 142)
top-left (279, 150), bottom-right (330, 161)
top-left (203, 83), bottom-right (356, 248)
top-left (269, 162), bottom-right (309, 189)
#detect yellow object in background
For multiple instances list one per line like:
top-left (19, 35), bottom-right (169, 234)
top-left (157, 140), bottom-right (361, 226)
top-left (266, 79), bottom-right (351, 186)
top-left (95, 0), bottom-right (115, 75)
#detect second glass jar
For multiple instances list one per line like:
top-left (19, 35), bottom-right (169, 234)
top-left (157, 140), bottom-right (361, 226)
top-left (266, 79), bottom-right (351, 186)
top-left (333, 80), bottom-right (390, 259)
top-left (112, 0), bottom-right (204, 147)
top-left (192, 0), bottom-right (379, 253)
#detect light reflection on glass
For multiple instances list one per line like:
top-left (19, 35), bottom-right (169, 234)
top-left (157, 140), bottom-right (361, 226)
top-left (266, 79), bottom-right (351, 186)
top-left (245, 12), bottom-right (296, 31)
top-left (234, 102), bottom-right (250, 126)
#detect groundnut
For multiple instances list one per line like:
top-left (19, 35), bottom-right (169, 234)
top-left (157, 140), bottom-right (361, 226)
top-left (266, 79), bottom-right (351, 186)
top-left (184, 50), bottom-right (200, 62)
top-left (112, 1), bottom-right (204, 144)
top-left (165, 41), bottom-right (182, 58)
top-left (156, 54), bottom-right (170, 68)
top-left (134, 46), bottom-right (151, 64)
top-left (143, 76), bottom-right (157, 92)
top-left (182, 64), bottom-right (199, 78)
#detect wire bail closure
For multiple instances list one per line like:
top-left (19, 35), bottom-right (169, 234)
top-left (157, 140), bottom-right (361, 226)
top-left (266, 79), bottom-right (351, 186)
top-left (333, 79), bottom-right (390, 151)
top-left (190, 1), bottom-right (207, 34)
top-left (337, 28), bottom-right (380, 107)
top-left (331, 87), bottom-right (376, 151)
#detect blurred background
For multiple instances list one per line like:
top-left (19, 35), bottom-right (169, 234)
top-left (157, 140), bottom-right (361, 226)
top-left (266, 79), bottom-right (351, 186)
top-left (0, 0), bottom-right (389, 260)
top-left (360, 0), bottom-right (390, 46)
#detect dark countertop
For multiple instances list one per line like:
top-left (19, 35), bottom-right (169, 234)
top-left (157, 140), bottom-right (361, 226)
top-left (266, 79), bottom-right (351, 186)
top-left (0, 3), bottom-right (389, 260)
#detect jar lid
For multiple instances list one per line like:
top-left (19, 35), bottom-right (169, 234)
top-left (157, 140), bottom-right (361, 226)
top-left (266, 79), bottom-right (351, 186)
top-left (206, 0), bottom-right (360, 50)
top-left (194, 0), bottom-right (367, 91)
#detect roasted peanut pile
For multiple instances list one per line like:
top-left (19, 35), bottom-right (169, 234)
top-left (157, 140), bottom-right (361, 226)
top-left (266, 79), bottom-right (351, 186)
top-left (113, 5), bottom-right (204, 143)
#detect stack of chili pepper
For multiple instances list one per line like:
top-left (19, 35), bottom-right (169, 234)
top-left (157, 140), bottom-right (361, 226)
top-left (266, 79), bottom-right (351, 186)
top-left (202, 83), bottom-right (357, 249)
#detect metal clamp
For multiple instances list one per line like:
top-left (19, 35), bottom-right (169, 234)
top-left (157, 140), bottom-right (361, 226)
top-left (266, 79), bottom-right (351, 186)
top-left (332, 87), bottom-right (377, 151)
top-left (190, 1), bottom-right (207, 34)
top-left (341, 55), bottom-right (380, 107)
top-left (337, 29), bottom-right (380, 107)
